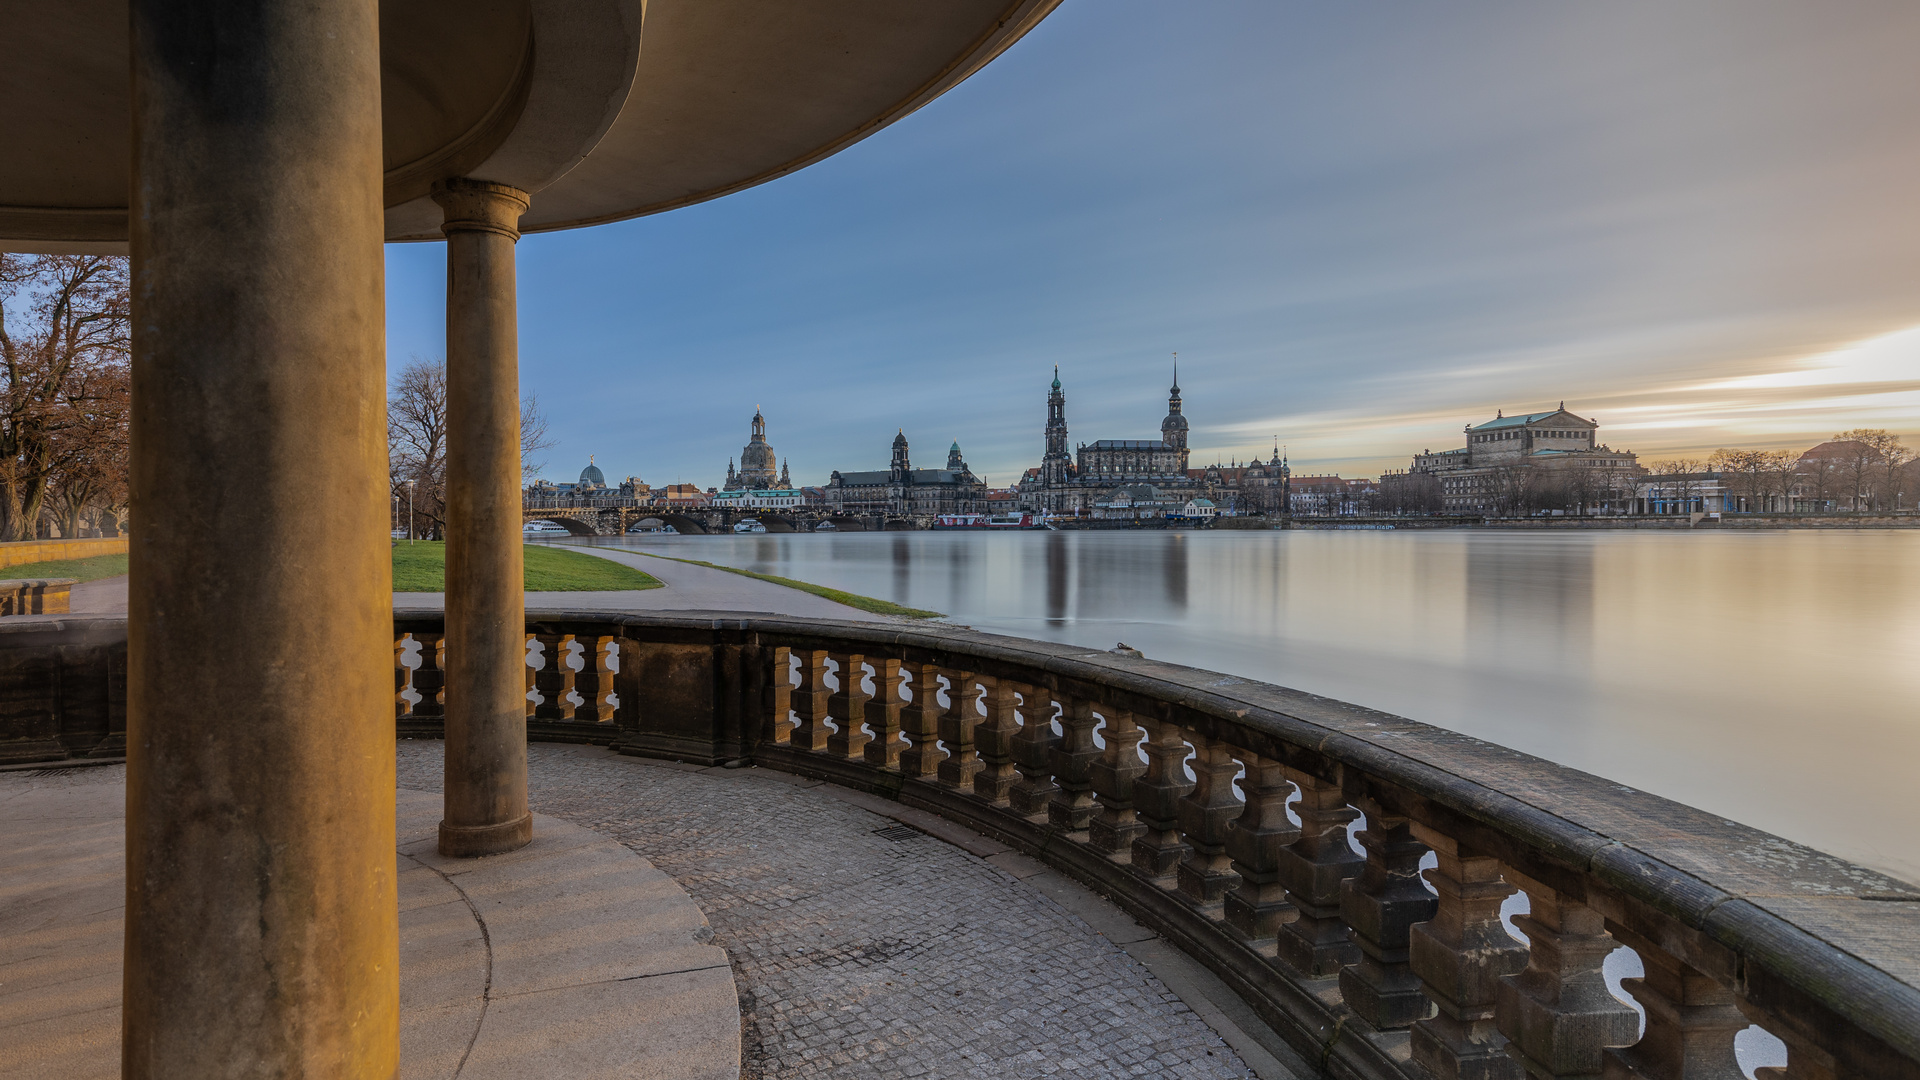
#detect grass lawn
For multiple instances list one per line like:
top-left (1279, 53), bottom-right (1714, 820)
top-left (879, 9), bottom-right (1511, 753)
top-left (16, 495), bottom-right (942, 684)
top-left (393, 542), bottom-right (662, 592)
top-left (0, 553), bottom-right (129, 583)
top-left (638, 553), bottom-right (942, 619)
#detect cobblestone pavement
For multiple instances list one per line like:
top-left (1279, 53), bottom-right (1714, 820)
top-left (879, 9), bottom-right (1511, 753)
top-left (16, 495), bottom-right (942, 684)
top-left (396, 741), bottom-right (1255, 1080)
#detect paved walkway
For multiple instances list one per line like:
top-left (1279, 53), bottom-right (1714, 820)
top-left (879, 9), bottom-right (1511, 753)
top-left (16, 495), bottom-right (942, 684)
top-left (0, 767), bottom-right (739, 1080)
top-left (71, 548), bottom-right (883, 620)
top-left (396, 742), bottom-right (1303, 1080)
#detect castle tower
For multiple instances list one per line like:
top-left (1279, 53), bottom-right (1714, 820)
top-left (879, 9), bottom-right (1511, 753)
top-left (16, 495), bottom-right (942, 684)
top-left (1160, 359), bottom-right (1189, 471)
top-left (779, 459), bottom-right (791, 487)
top-left (889, 429), bottom-right (911, 482)
top-left (946, 441), bottom-right (965, 471)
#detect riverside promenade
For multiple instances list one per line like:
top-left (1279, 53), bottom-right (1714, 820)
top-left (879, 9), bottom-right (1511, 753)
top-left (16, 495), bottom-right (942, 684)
top-left (67, 546), bottom-right (885, 620)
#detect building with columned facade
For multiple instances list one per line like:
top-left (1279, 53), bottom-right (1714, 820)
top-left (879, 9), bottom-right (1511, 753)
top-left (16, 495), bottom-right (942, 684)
top-left (825, 431), bottom-right (986, 515)
top-left (1408, 403), bottom-right (1641, 514)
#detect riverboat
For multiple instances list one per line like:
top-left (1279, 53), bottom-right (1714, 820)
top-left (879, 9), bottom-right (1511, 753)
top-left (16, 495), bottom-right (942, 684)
top-left (933, 513), bottom-right (988, 529)
top-left (985, 512), bottom-right (1054, 530)
top-left (733, 519), bottom-right (767, 534)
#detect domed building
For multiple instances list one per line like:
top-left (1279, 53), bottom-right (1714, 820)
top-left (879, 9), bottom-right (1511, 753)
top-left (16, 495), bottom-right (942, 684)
top-left (723, 409), bottom-right (787, 491)
top-left (578, 457), bottom-right (607, 491)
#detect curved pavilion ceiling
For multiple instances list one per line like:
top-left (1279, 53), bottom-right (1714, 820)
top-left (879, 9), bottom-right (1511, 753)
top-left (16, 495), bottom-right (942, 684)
top-left (0, 0), bottom-right (1061, 253)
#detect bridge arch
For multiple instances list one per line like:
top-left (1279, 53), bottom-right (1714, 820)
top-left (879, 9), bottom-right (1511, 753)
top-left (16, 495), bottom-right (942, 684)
top-left (528, 516), bottom-right (598, 537)
top-left (658, 513), bottom-right (709, 536)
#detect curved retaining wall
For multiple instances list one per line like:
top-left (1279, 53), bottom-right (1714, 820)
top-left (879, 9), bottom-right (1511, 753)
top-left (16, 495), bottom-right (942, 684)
top-left (0, 536), bottom-right (126, 570)
top-left (8, 611), bottom-right (1914, 1078)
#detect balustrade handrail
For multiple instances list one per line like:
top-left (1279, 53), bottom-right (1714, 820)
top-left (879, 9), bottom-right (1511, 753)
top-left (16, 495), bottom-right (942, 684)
top-left (9, 610), bottom-right (1915, 1077)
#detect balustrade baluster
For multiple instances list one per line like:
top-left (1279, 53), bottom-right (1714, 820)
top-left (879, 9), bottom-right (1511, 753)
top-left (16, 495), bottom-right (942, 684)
top-left (1340, 797), bottom-right (1439, 1028)
top-left (1224, 752), bottom-right (1298, 952)
top-left (394, 635), bottom-right (413, 719)
top-left (572, 635), bottom-right (614, 723)
top-left (413, 634), bottom-right (445, 719)
top-left (1129, 719), bottom-right (1194, 888)
top-left (1735, 1003), bottom-right (1834, 1080)
top-left (862, 658), bottom-right (906, 769)
top-left (936, 669), bottom-right (983, 792)
top-left (1009, 683), bottom-right (1060, 819)
top-left (826, 651), bottom-right (872, 759)
top-left (1274, 770), bottom-right (1363, 977)
top-left (532, 633), bottom-right (574, 721)
top-left (1408, 825), bottom-right (1528, 1080)
top-left (1177, 735), bottom-right (1243, 918)
top-left (1496, 876), bottom-right (1640, 1079)
top-left (791, 649), bottom-right (832, 751)
top-left (764, 646), bottom-right (793, 745)
top-left (1601, 928), bottom-right (1745, 1080)
top-left (1047, 698), bottom-right (1100, 838)
top-left (1089, 709), bottom-right (1147, 860)
top-left (522, 633), bottom-right (537, 718)
top-left (972, 676), bottom-right (1019, 806)
top-left (898, 663), bottom-right (945, 777)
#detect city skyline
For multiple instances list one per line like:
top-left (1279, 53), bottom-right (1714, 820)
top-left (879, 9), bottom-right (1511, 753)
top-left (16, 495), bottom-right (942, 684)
top-left (387, 1), bottom-right (1920, 486)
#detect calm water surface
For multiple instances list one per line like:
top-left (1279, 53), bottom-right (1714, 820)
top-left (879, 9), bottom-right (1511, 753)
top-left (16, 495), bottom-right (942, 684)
top-left (578, 529), bottom-right (1920, 883)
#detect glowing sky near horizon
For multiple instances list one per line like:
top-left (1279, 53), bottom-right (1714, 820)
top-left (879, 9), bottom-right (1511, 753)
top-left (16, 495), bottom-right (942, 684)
top-left (386, 1), bottom-right (1920, 487)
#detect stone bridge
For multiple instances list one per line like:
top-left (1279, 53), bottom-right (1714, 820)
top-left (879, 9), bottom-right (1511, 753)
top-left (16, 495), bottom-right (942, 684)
top-left (523, 505), bottom-right (921, 536)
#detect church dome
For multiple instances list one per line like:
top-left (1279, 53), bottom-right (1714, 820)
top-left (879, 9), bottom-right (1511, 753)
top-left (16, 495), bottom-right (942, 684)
top-left (1162, 413), bottom-right (1189, 432)
top-left (579, 459), bottom-right (606, 487)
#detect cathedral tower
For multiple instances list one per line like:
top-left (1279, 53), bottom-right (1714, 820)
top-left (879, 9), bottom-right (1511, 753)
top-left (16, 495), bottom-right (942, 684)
top-left (1160, 360), bottom-right (1189, 471)
top-left (1041, 366), bottom-right (1071, 486)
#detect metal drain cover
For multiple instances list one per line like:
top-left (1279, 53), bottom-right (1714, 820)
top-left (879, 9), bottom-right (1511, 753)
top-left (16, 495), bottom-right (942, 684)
top-left (872, 824), bottom-right (924, 842)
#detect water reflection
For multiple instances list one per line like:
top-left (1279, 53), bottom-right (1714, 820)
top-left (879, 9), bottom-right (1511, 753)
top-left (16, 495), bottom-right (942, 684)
top-left (583, 529), bottom-right (1920, 884)
top-left (1045, 530), bottom-right (1068, 626)
top-left (1466, 536), bottom-right (1595, 681)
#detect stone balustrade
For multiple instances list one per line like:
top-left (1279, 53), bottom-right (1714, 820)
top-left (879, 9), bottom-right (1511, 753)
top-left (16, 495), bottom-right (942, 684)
top-left (9, 610), bottom-right (1918, 1078)
top-left (0, 578), bottom-right (76, 616)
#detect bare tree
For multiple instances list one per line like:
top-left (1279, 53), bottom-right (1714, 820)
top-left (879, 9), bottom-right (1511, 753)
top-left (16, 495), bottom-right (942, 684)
top-left (1647, 459), bottom-right (1707, 514)
top-left (388, 357), bottom-right (448, 539)
top-left (1834, 429), bottom-right (1911, 510)
top-left (388, 356), bottom-right (556, 539)
top-left (0, 255), bottom-right (131, 540)
top-left (1377, 470), bottom-right (1441, 515)
top-left (45, 360), bottom-right (131, 537)
top-left (1755, 449), bottom-right (1798, 513)
top-left (1794, 448), bottom-right (1840, 512)
top-left (521, 391), bottom-right (554, 482)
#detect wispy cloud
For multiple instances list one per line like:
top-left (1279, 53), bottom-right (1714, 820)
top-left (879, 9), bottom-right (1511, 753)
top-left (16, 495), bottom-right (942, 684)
top-left (388, 2), bottom-right (1920, 487)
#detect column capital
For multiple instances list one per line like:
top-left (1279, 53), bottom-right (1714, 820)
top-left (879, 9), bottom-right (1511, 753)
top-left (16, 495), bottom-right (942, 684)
top-left (431, 177), bottom-right (530, 240)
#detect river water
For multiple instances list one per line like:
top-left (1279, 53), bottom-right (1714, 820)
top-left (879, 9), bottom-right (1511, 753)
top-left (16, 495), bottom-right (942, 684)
top-left (572, 528), bottom-right (1920, 884)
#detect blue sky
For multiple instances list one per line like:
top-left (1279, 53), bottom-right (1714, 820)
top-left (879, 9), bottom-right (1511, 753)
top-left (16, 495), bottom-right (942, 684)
top-left (386, 1), bottom-right (1920, 488)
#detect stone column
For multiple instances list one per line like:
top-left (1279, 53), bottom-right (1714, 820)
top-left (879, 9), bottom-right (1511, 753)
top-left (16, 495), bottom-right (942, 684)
top-left (124, 0), bottom-right (396, 1075)
top-left (434, 178), bottom-right (535, 857)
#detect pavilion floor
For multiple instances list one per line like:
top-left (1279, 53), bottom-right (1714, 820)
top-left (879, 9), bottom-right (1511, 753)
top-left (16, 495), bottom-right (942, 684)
top-left (0, 743), bottom-right (1306, 1080)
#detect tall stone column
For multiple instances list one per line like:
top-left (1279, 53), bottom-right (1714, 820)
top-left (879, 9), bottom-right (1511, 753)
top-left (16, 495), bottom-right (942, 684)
top-left (124, 0), bottom-right (397, 1076)
top-left (434, 178), bottom-right (535, 857)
